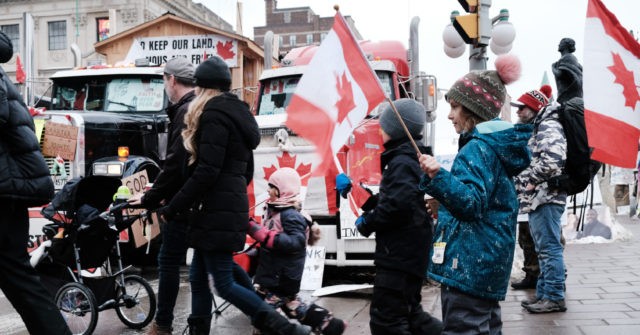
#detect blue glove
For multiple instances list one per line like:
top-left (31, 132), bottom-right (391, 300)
top-left (335, 173), bottom-right (352, 199)
top-left (355, 215), bottom-right (373, 237)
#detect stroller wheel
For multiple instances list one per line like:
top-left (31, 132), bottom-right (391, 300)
top-left (55, 282), bottom-right (98, 335)
top-left (115, 275), bottom-right (156, 329)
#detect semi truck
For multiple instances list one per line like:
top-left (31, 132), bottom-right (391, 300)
top-left (251, 17), bottom-right (437, 267)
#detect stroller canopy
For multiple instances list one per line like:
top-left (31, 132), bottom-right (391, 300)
top-left (42, 176), bottom-right (123, 220)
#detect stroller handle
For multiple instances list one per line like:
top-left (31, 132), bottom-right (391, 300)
top-left (99, 201), bottom-right (153, 231)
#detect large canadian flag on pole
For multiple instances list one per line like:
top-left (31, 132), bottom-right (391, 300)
top-left (584, 0), bottom-right (640, 168)
top-left (285, 11), bottom-right (386, 176)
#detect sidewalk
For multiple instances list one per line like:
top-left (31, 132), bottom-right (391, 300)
top-left (316, 214), bottom-right (640, 335)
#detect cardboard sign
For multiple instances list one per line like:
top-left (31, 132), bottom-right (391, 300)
top-left (42, 121), bottom-right (78, 160)
top-left (300, 245), bottom-right (326, 291)
top-left (121, 170), bottom-right (160, 248)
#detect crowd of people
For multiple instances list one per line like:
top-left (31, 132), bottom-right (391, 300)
top-left (2, 26), bottom-right (618, 334)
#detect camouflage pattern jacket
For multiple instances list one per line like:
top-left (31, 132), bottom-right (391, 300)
top-left (515, 104), bottom-right (568, 213)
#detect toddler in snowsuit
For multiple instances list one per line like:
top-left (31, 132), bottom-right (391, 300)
top-left (249, 167), bottom-right (345, 335)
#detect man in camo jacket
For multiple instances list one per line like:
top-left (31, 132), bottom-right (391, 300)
top-left (513, 86), bottom-right (568, 314)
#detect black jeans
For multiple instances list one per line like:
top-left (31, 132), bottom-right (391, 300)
top-left (154, 217), bottom-right (188, 328)
top-left (0, 201), bottom-right (70, 334)
top-left (370, 268), bottom-right (442, 335)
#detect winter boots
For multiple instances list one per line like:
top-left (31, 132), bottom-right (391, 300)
top-left (185, 314), bottom-right (212, 335)
top-left (254, 308), bottom-right (312, 335)
top-left (283, 303), bottom-right (346, 335)
top-left (511, 274), bottom-right (537, 290)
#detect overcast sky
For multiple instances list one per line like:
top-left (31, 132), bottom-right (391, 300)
top-left (200, 0), bottom-right (638, 155)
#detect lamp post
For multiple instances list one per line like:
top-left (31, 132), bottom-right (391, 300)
top-left (442, 1), bottom-right (515, 71)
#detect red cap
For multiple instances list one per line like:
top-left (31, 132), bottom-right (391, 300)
top-left (511, 85), bottom-right (552, 112)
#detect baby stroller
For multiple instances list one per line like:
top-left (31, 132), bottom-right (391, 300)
top-left (32, 176), bottom-right (157, 335)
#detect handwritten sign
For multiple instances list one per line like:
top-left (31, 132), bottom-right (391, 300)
top-left (125, 34), bottom-right (238, 67)
top-left (42, 121), bottom-right (78, 160)
top-left (300, 246), bottom-right (326, 291)
top-left (121, 170), bottom-right (160, 248)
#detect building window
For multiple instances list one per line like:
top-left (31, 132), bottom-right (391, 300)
top-left (306, 34), bottom-right (313, 44)
top-left (96, 17), bottom-right (110, 42)
top-left (283, 12), bottom-right (291, 24)
top-left (278, 35), bottom-right (283, 47)
top-left (48, 20), bottom-right (67, 51)
top-left (289, 35), bottom-right (296, 47)
top-left (321, 33), bottom-right (327, 42)
top-left (1, 24), bottom-right (19, 53)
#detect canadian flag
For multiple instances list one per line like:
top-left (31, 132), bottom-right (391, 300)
top-left (584, 0), bottom-right (640, 168)
top-left (15, 54), bottom-right (25, 84)
top-left (285, 12), bottom-right (386, 176)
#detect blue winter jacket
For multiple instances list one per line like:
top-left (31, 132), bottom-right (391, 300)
top-left (419, 120), bottom-right (532, 301)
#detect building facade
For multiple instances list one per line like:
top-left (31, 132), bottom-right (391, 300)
top-left (253, 0), bottom-right (362, 59)
top-left (0, 0), bottom-right (233, 98)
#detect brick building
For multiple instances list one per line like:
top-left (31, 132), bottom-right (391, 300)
top-left (253, 0), bottom-right (362, 58)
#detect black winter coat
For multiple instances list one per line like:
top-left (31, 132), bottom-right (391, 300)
top-left (165, 92), bottom-right (260, 252)
top-left (142, 90), bottom-right (195, 209)
top-left (361, 139), bottom-right (433, 277)
top-left (0, 36), bottom-right (54, 206)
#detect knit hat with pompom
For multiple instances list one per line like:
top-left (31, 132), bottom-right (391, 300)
top-left (511, 84), bottom-right (553, 112)
top-left (446, 54), bottom-right (521, 121)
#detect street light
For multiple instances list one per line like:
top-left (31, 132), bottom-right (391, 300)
top-left (442, 1), bottom-right (516, 71)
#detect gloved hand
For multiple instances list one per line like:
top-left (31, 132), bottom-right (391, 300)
top-left (248, 219), bottom-right (277, 248)
top-left (335, 173), bottom-right (352, 199)
top-left (360, 194), bottom-right (379, 212)
top-left (355, 215), bottom-right (373, 237)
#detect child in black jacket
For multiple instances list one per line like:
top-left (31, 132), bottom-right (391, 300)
top-left (249, 167), bottom-right (345, 335)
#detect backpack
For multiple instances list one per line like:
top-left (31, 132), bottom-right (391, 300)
top-left (542, 97), bottom-right (602, 195)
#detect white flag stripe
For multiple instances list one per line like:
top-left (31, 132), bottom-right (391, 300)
top-left (584, 17), bottom-right (640, 127)
top-left (290, 29), bottom-right (370, 154)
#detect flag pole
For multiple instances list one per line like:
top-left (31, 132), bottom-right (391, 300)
top-left (385, 97), bottom-right (422, 156)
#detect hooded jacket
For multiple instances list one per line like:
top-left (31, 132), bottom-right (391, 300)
top-left (419, 120), bottom-right (532, 301)
top-left (165, 92), bottom-right (260, 252)
top-left (0, 34), bottom-right (54, 206)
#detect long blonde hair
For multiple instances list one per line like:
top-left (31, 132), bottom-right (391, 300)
top-left (182, 88), bottom-right (223, 165)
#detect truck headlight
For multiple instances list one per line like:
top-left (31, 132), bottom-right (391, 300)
top-left (93, 162), bottom-right (124, 176)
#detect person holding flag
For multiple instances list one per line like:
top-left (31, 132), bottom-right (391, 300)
top-left (419, 54), bottom-right (531, 333)
top-left (353, 98), bottom-right (442, 334)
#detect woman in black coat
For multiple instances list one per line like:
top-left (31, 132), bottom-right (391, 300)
top-left (159, 56), bottom-right (310, 335)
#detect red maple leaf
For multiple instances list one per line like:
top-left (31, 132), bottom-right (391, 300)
top-left (216, 41), bottom-right (236, 60)
top-left (335, 72), bottom-right (356, 125)
top-left (262, 151), bottom-right (312, 185)
top-left (607, 52), bottom-right (640, 109)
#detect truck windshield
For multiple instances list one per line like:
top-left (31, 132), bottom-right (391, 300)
top-left (257, 71), bottom-right (394, 116)
top-left (52, 76), bottom-right (166, 113)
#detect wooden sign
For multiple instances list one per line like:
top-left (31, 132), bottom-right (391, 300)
top-left (42, 121), bottom-right (78, 161)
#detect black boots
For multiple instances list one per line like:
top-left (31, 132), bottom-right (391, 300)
top-left (288, 303), bottom-right (345, 335)
top-left (511, 274), bottom-right (537, 290)
top-left (254, 308), bottom-right (311, 335)
top-left (186, 315), bottom-right (212, 335)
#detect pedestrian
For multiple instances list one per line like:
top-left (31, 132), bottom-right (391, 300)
top-left (510, 85), bottom-right (553, 291)
top-left (576, 208), bottom-right (611, 239)
top-left (156, 56), bottom-right (311, 335)
top-left (418, 54), bottom-right (531, 334)
top-left (249, 167), bottom-right (345, 335)
top-left (128, 57), bottom-right (196, 335)
top-left (354, 98), bottom-right (443, 334)
top-left (513, 85), bottom-right (569, 313)
top-left (0, 31), bottom-right (71, 335)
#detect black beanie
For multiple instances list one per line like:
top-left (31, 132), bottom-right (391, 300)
top-left (0, 31), bottom-right (14, 63)
top-left (379, 98), bottom-right (426, 140)
top-left (194, 56), bottom-right (231, 90)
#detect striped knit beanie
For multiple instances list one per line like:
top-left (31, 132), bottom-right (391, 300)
top-left (446, 54), bottom-right (521, 121)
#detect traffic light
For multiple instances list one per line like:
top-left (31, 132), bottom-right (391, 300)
top-left (453, 0), bottom-right (491, 46)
